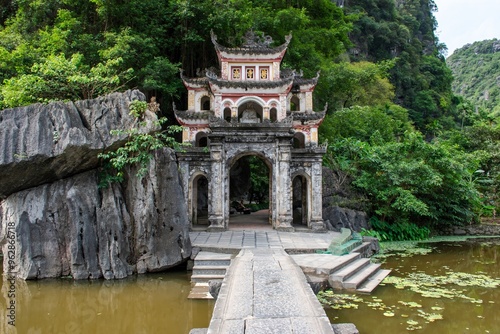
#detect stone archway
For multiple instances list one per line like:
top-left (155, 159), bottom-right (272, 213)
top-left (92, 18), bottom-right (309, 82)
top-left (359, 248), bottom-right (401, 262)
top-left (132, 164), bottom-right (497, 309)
top-left (228, 152), bottom-right (272, 227)
top-left (190, 173), bottom-right (209, 227)
top-left (292, 174), bottom-right (310, 227)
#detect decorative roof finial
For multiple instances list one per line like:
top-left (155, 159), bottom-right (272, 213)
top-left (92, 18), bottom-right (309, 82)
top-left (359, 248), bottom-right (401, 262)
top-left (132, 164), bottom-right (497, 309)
top-left (242, 30), bottom-right (274, 48)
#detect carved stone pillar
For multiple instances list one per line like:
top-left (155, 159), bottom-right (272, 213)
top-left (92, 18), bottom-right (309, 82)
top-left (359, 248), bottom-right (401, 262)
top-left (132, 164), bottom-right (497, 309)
top-left (275, 140), bottom-right (294, 231)
top-left (208, 140), bottom-right (225, 231)
top-left (310, 160), bottom-right (325, 231)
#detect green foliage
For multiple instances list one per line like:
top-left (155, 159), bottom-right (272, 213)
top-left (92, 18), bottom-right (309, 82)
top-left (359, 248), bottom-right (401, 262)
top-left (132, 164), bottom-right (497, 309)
top-left (247, 202), bottom-right (269, 212)
top-left (344, 0), bottom-right (453, 134)
top-left (98, 117), bottom-right (183, 187)
top-left (439, 121), bottom-right (500, 217)
top-left (321, 106), bottom-right (482, 230)
top-left (248, 156), bottom-right (269, 204)
top-left (447, 39), bottom-right (500, 117)
top-left (128, 100), bottom-right (147, 118)
top-left (363, 217), bottom-right (430, 241)
top-left (0, 0), bottom-right (354, 108)
top-left (316, 60), bottom-right (395, 110)
top-left (1, 53), bottom-right (133, 106)
top-left (319, 104), bottom-right (411, 144)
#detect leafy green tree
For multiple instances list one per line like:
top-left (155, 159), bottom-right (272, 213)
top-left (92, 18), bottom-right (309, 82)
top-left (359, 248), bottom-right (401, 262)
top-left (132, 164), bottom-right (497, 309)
top-left (248, 156), bottom-right (269, 205)
top-left (1, 53), bottom-right (133, 106)
top-left (317, 60), bottom-right (395, 110)
top-left (319, 104), bottom-right (411, 143)
top-left (324, 131), bottom-right (480, 229)
top-left (343, 0), bottom-right (454, 133)
top-left (447, 39), bottom-right (500, 117)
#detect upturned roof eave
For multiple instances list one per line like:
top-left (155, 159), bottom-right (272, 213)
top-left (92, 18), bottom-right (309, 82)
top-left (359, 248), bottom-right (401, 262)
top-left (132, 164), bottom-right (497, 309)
top-left (211, 30), bottom-right (292, 60)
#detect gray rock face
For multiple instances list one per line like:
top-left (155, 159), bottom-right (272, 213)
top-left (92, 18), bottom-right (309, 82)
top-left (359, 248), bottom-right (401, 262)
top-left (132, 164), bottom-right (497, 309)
top-left (0, 148), bottom-right (191, 280)
top-left (332, 323), bottom-right (359, 334)
top-left (323, 206), bottom-right (368, 232)
top-left (0, 90), bottom-right (157, 198)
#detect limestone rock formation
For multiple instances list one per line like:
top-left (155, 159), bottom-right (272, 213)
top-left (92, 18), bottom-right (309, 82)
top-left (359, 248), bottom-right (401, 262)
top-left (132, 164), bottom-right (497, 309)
top-left (0, 89), bottom-right (157, 199)
top-left (0, 148), bottom-right (191, 280)
top-left (323, 206), bottom-right (369, 233)
top-left (322, 167), bottom-right (369, 232)
top-left (0, 91), bottom-right (190, 280)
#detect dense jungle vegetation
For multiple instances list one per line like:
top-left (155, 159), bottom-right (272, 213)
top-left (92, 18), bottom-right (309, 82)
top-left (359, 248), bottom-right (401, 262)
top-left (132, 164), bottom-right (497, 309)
top-left (0, 0), bottom-right (498, 237)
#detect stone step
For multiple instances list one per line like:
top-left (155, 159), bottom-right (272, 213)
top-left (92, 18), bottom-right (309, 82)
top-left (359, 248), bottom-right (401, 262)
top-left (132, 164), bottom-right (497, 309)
top-left (187, 283), bottom-right (213, 300)
top-left (343, 263), bottom-right (381, 290)
top-left (195, 252), bottom-right (233, 261)
top-left (191, 274), bottom-right (225, 283)
top-left (291, 252), bottom-right (361, 277)
top-left (328, 258), bottom-right (371, 288)
top-left (194, 252), bottom-right (232, 267)
top-left (192, 265), bottom-right (228, 276)
top-left (356, 269), bottom-right (392, 294)
top-left (351, 241), bottom-right (372, 255)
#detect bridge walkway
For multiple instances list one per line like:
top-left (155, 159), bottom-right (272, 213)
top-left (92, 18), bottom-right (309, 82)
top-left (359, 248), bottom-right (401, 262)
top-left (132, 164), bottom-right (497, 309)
top-left (207, 248), bottom-right (335, 334)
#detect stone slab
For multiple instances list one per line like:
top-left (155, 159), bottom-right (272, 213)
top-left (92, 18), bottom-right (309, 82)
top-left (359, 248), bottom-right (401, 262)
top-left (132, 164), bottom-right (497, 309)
top-left (206, 248), bottom-right (334, 334)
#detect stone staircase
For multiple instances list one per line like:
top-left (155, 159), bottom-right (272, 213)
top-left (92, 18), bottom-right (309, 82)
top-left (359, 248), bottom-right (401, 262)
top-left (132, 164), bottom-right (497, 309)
top-left (327, 228), bottom-right (363, 255)
top-left (291, 230), bottom-right (391, 294)
top-left (188, 252), bottom-right (232, 299)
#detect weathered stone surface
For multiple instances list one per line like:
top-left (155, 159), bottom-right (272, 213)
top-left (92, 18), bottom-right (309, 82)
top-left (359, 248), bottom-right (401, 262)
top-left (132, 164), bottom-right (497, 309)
top-left (440, 223), bottom-right (500, 236)
top-left (130, 148), bottom-right (192, 274)
top-left (0, 89), bottom-right (157, 198)
top-left (323, 206), bottom-right (368, 232)
top-left (209, 280), bottom-right (222, 299)
top-left (332, 323), bottom-right (359, 334)
top-left (359, 237), bottom-right (380, 257)
top-left (322, 167), bottom-right (368, 212)
top-left (0, 148), bottom-right (191, 280)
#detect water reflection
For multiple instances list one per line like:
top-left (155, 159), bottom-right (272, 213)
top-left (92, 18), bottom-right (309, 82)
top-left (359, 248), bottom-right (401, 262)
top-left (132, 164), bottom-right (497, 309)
top-left (0, 266), bottom-right (213, 334)
top-left (325, 239), bottom-right (500, 334)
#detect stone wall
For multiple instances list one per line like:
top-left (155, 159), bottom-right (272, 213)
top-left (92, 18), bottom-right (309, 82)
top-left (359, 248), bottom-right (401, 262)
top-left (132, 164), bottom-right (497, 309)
top-left (0, 92), bottom-right (191, 279)
top-left (441, 223), bottom-right (500, 236)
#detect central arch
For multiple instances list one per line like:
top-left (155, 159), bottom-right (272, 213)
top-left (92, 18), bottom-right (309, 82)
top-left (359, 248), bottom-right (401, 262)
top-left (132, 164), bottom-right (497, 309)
top-left (227, 152), bottom-right (272, 228)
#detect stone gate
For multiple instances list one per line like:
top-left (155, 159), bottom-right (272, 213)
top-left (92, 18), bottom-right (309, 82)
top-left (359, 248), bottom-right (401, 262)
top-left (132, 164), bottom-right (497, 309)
top-left (175, 31), bottom-right (326, 232)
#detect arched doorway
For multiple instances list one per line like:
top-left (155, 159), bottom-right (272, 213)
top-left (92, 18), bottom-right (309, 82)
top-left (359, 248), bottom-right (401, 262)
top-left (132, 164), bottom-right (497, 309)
top-left (292, 174), bottom-right (309, 227)
top-left (228, 154), bottom-right (271, 228)
top-left (191, 174), bottom-right (209, 227)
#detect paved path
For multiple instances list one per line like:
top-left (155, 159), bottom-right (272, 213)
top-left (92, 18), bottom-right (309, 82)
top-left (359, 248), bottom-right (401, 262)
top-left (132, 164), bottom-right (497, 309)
top-left (207, 248), bottom-right (335, 334)
top-left (189, 217), bottom-right (343, 334)
top-left (190, 230), bottom-right (341, 252)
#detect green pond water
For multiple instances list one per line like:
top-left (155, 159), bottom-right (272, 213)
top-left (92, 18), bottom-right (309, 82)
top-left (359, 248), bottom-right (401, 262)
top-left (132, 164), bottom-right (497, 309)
top-left (0, 265), bottom-right (214, 334)
top-left (1, 238), bottom-right (498, 333)
top-left (323, 238), bottom-right (500, 334)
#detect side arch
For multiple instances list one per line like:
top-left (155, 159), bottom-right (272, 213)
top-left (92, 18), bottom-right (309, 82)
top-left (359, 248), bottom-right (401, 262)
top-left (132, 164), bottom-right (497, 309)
top-left (189, 171), bottom-right (209, 227)
top-left (291, 171), bottom-right (311, 227)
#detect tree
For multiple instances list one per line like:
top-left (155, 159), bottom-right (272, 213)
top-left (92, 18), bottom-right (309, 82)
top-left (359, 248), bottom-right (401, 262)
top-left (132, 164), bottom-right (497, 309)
top-left (1, 53), bottom-right (133, 107)
top-left (317, 60), bottom-right (395, 110)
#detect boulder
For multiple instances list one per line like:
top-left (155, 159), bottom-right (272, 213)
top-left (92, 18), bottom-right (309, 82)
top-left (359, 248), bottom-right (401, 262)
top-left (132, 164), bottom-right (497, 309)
top-left (0, 148), bottom-right (191, 280)
top-left (332, 323), bottom-right (359, 334)
top-left (323, 206), bottom-right (368, 232)
top-left (0, 90), bottom-right (157, 198)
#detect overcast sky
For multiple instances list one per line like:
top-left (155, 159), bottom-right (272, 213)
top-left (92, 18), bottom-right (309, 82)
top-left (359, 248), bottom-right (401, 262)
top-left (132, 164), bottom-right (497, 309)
top-left (433, 0), bottom-right (500, 56)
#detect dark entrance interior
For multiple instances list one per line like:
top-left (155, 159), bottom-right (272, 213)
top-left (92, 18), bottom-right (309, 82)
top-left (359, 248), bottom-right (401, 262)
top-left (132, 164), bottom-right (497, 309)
top-left (229, 155), bottom-right (270, 228)
top-left (192, 175), bottom-right (209, 226)
top-left (292, 175), bottom-right (308, 227)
